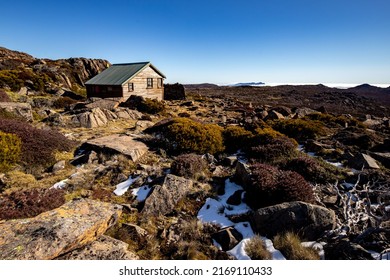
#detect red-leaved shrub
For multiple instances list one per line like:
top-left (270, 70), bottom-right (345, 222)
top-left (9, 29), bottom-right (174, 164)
top-left (0, 188), bottom-right (65, 220)
top-left (0, 118), bottom-right (76, 170)
top-left (245, 163), bottom-right (315, 209)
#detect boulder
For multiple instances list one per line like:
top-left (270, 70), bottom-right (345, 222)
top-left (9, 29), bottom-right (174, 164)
top-left (52, 160), bottom-right (66, 173)
top-left (44, 112), bottom-right (64, 126)
top-left (250, 201), bottom-right (336, 240)
top-left (142, 174), bottom-right (193, 216)
top-left (226, 190), bottom-right (244, 206)
top-left (85, 99), bottom-right (120, 110)
top-left (368, 152), bottom-right (390, 169)
top-left (74, 107), bottom-right (108, 128)
top-left (117, 223), bottom-right (149, 245)
top-left (324, 239), bottom-right (374, 260)
top-left (257, 110), bottom-right (268, 120)
top-left (0, 199), bottom-right (122, 260)
top-left (348, 153), bottom-right (380, 169)
top-left (70, 150), bottom-right (98, 166)
top-left (265, 110), bottom-right (285, 121)
top-left (135, 120), bottom-right (154, 131)
top-left (115, 108), bottom-right (143, 120)
top-left (271, 106), bottom-right (292, 117)
top-left (164, 83), bottom-right (186, 100)
top-left (0, 102), bottom-right (33, 121)
top-left (56, 235), bottom-right (138, 260)
top-left (83, 134), bottom-right (148, 162)
top-left (224, 155), bottom-right (238, 166)
top-left (233, 161), bottom-right (251, 188)
top-left (293, 107), bottom-right (318, 118)
top-left (305, 139), bottom-right (332, 153)
top-left (211, 226), bottom-right (243, 251)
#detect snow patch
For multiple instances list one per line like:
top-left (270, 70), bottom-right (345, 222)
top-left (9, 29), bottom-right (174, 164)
top-left (114, 176), bottom-right (139, 196)
top-left (197, 179), bottom-right (285, 260)
top-left (131, 185), bottom-right (152, 201)
top-left (197, 198), bottom-right (234, 227)
top-left (50, 179), bottom-right (68, 190)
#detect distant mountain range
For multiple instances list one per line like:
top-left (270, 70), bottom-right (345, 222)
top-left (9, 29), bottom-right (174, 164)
top-left (228, 82), bottom-right (265, 87)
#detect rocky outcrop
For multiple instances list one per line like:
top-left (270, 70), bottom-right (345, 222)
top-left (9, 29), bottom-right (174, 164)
top-left (72, 107), bottom-right (109, 128)
top-left (71, 107), bottom-right (142, 128)
top-left (83, 134), bottom-right (148, 162)
top-left (0, 199), bottom-right (122, 260)
top-left (142, 174), bottom-right (193, 216)
top-left (250, 201), bottom-right (336, 240)
top-left (0, 46), bottom-right (110, 91)
top-left (0, 102), bottom-right (33, 121)
top-left (56, 235), bottom-right (138, 260)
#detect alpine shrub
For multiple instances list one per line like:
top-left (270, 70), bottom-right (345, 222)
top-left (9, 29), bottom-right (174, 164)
top-left (249, 136), bottom-right (298, 164)
top-left (271, 119), bottom-right (326, 141)
top-left (171, 153), bottom-right (209, 180)
top-left (0, 187), bottom-right (65, 220)
top-left (246, 163), bottom-right (315, 209)
top-left (223, 126), bottom-right (254, 152)
top-left (147, 118), bottom-right (224, 154)
top-left (0, 118), bottom-right (76, 171)
top-left (282, 156), bottom-right (340, 184)
top-left (0, 131), bottom-right (21, 172)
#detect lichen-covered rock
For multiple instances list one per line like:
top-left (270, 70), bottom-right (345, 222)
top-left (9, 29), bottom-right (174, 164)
top-left (250, 201), bottom-right (336, 240)
top-left (83, 134), bottom-right (148, 162)
top-left (0, 199), bottom-right (122, 260)
top-left (0, 102), bottom-right (33, 121)
top-left (56, 235), bottom-right (138, 260)
top-left (142, 174), bottom-right (193, 216)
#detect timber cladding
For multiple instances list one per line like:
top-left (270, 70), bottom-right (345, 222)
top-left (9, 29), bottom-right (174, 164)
top-left (122, 66), bottom-right (164, 100)
top-left (85, 62), bottom-right (165, 101)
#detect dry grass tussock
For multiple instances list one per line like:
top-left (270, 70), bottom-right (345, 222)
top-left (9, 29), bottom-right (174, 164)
top-left (244, 235), bottom-right (272, 260)
top-left (273, 232), bottom-right (320, 260)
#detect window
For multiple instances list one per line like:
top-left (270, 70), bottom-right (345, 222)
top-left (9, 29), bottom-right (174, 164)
top-left (157, 78), bottom-right (163, 88)
top-left (147, 78), bottom-right (153, 88)
top-left (128, 82), bottom-right (134, 92)
top-left (107, 86), bottom-right (112, 92)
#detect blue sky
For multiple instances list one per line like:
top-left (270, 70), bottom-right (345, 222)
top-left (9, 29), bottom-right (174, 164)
top-left (1, 0), bottom-right (389, 84)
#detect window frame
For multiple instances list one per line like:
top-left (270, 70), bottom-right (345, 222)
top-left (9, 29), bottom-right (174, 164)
top-left (128, 82), bottom-right (134, 92)
top-left (147, 78), bottom-right (153, 88)
top-left (157, 78), bottom-right (163, 88)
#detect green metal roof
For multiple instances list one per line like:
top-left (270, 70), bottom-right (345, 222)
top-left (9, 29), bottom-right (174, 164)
top-left (85, 62), bottom-right (166, 85)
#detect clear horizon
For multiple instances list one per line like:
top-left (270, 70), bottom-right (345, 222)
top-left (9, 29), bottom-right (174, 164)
top-left (1, 0), bottom-right (389, 85)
